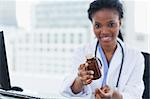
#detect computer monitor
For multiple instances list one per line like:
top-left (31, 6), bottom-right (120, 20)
top-left (0, 32), bottom-right (43, 99)
top-left (0, 31), bottom-right (11, 90)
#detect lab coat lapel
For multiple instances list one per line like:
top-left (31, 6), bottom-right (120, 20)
top-left (106, 42), bottom-right (135, 91)
top-left (118, 50), bottom-right (135, 91)
top-left (106, 43), bottom-right (122, 88)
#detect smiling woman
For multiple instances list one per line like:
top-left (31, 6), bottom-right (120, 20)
top-left (0, 0), bottom-right (147, 98)
top-left (60, 0), bottom-right (145, 99)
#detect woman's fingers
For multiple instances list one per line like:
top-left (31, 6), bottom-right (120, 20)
top-left (101, 85), bottom-right (110, 93)
top-left (95, 86), bottom-right (113, 98)
top-left (78, 63), bottom-right (94, 79)
top-left (78, 70), bottom-right (94, 77)
top-left (95, 88), bottom-right (102, 99)
top-left (100, 89), bottom-right (113, 98)
top-left (78, 72), bottom-right (94, 85)
top-left (95, 93), bottom-right (102, 99)
top-left (98, 88), bottom-right (106, 98)
top-left (79, 74), bottom-right (93, 85)
top-left (78, 63), bottom-right (94, 85)
top-left (78, 63), bottom-right (86, 70)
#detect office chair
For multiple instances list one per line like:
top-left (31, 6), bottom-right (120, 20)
top-left (142, 52), bottom-right (150, 99)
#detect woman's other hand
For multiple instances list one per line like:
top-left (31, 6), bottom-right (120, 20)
top-left (95, 85), bottom-right (112, 99)
top-left (95, 85), bottom-right (122, 99)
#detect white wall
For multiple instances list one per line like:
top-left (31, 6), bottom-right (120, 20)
top-left (123, 0), bottom-right (150, 53)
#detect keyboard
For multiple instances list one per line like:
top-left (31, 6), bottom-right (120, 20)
top-left (0, 89), bottom-right (42, 99)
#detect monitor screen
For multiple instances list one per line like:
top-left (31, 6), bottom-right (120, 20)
top-left (0, 31), bottom-right (11, 90)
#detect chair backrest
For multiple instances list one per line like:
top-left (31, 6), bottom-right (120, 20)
top-left (142, 52), bottom-right (150, 99)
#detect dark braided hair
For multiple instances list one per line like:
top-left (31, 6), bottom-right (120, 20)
top-left (87, 0), bottom-right (124, 41)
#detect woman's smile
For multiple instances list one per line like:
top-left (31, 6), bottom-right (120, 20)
top-left (99, 35), bottom-right (113, 42)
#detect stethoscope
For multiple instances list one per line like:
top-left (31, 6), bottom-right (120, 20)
top-left (94, 40), bottom-right (124, 88)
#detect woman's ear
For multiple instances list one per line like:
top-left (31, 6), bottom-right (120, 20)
top-left (119, 20), bottom-right (122, 27)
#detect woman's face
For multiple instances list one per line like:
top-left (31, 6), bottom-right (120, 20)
top-left (92, 8), bottom-right (121, 47)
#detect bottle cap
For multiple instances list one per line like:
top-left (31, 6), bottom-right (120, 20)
top-left (85, 54), bottom-right (93, 59)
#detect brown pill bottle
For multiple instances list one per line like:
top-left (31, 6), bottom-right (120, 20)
top-left (86, 56), bottom-right (102, 80)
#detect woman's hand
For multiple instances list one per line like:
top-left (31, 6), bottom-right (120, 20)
top-left (77, 63), bottom-right (94, 85)
top-left (95, 85), bottom-right (112, 99)
top-left (95, 85), bottom-right (122, 99)
top-left (71, 63), bottom-right (94, 94)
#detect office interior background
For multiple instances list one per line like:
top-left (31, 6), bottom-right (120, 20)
top-left (0, 0), bottom-right (150, 98)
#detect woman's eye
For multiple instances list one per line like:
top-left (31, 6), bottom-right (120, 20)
top-left (108, 22), bottom-right (116, 28)
top-left (95, 23), bottom-right (101, 29)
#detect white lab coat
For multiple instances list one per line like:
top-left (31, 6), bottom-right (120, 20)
top-left (60, 38), bottom-right (145, 99)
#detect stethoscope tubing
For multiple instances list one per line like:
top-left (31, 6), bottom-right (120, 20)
top-left (95, 40), bottom-right (124, 88)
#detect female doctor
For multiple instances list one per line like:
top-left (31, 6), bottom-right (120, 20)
top-left (60, 0), bottom-right (145, 99)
